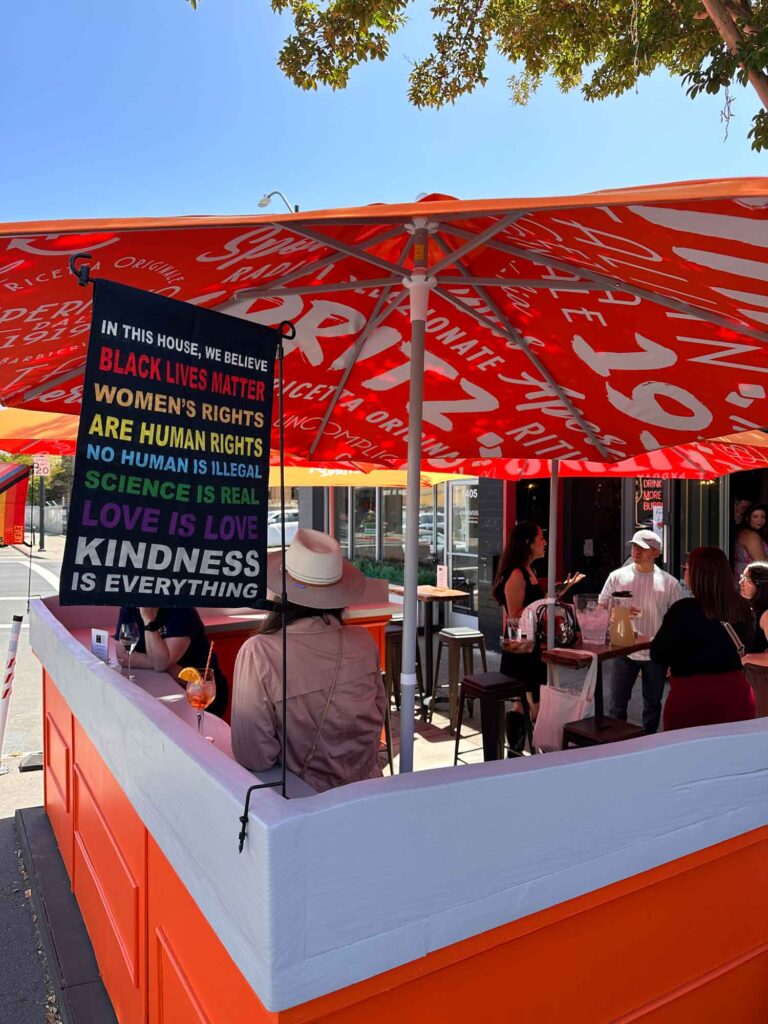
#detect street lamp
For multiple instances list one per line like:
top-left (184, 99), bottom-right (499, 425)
top-left (258, 191), bottom-right (299, 213)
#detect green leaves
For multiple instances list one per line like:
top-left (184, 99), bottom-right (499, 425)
top-left (187, 0), bottom-right (768, 147)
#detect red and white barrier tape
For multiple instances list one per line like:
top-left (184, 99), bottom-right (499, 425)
top-left (0, 615), bottom-right (23, 757)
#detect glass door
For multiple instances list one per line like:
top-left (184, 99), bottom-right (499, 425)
top-left (447, 480), bottom-right (479, 626)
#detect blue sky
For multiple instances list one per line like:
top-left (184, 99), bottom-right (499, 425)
top-left (2, 0), bottom-right (765, 222)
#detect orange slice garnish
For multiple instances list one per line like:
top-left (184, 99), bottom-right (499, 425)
top-left (178, 667), bottom-right (202, 684)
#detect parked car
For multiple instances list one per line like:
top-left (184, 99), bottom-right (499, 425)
top-left (267, 508), bottom-right (300, 547)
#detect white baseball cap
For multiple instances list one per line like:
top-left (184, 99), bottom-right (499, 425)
top-left (627, 529), bottom-right (662, 552)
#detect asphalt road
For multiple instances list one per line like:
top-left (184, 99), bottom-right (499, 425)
top-left (0, 542), bottom-right (63, 1024)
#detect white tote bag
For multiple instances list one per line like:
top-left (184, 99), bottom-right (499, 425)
top-left (532, 651), bottom-right (598, 753)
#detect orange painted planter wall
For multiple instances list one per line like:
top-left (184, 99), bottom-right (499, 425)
top-left (43, 670), bottom-right (768, 1023)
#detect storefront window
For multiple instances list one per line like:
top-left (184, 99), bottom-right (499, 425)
top-left (382, 488), bottom-right (405, 563)
top-left (418, 485), bottom-right (442, 566)
top-left (352, 487), bottom-right (376, 559)
top-left (448, 481), bottom-right (479, 615)
top-left (332, 488), bottom-right (349, 553)
top-left (680, 479), bottom-right (721, 556)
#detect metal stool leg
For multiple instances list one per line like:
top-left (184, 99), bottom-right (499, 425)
top-left (478, 636), bottom-right (488, 672)
top-left (453, 682), bottom-right (467, 765)
top-left (429, 640), bottom-right (445, 723)
top-left (448, 641), bottom-right (461, 734)
top-left (384, 701), bottom-right (394, 774)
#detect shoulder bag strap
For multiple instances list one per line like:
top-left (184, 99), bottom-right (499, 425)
top-left (721, 620), bottom-right (745, 659)
top-left (299, 629), bottom-right (345, 781)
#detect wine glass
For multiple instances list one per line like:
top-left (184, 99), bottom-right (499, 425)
top-left (119, 622), bottom-right (140, 680)
top-left (182, 668), bottom-right (216, 737)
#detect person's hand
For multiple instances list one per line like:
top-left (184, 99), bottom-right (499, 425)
top-left (558, 572), bottom-right (585, 593)
top-left (742, 653), bottom-right (755, 666)
top-left (115, 644), bottom-right (128, 665)
top-left (139, 607), bottom-right (159, 625)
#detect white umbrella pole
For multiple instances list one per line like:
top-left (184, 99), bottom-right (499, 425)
top-left (546, 459), bottom-right (560, 656)
top-left (399, 240), bottom-right (432, 774)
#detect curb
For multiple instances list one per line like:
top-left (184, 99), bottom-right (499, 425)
top-left (15, 807), bottom-right (117, 1024)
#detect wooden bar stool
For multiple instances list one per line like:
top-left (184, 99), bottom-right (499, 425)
top-left (385, 624), bottom-right (424, 712)
top-left (431, 627), bottom-right (488, 733)
top-left (562, 717), bottom-right (645, 749)
top-left (453, 672), bottom-right (533, 763)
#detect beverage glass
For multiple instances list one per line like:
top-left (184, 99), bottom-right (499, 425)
top-left (119, 622), bottom-right (140, 680)
top-left (573, 594), bottom-right (609, 645)
top-left (505, 617), bottom-right (520, 641)
top-left (183, 668), bottom-right (216, 737)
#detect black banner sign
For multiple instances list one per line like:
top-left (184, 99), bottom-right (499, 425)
top-left (61, 280), bottom-right (278, 607)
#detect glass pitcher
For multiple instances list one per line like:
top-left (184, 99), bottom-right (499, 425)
top-left (609, 591), bottom-right (635, 647)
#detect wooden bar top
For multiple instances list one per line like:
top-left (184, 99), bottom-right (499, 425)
top-left (389, 585), bottom-right (468, 602)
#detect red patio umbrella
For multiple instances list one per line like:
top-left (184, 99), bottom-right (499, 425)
top-left (3, 177), bottom-right (768, 769)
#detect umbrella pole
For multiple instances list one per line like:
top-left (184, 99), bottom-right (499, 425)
top-left (399, 236), bottom-right (432, 774)
top-left (546, 459), bottom-right (560, 659)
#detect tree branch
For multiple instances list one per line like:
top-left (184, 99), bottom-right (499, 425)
top-left (700, 0), bottom-right (768, 107)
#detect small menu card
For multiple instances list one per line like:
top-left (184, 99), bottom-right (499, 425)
top-left (91, 628), bottom-right (110, 662)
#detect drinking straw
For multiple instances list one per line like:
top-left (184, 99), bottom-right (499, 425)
top-left (204, 641), bottom-right (214, 677)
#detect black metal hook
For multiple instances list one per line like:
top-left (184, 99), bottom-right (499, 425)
top-left (279, 320), bottom-right (297, 341)
top-left (237, 779), bottom-right (283, 852)
top-left (69, 253), bottom-right (93, 287)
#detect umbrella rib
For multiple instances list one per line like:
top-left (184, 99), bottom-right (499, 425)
top-left (432, 284), bottom-right (610, 460)
top-left (427, 214), bottom-right (524, 277)
top-left (20, 364), bottom-right (86, 404)
top-left (431, 234), bottom-right (611, 459)
top-left (233, 223), bottom-right (406, 294)
top-left (282, 224), bottom-right (410, 279)
top-left (444, 225), bottom-right (768, 346)
top-left (438, 277), bottom-right (605, 291)
top-left (226, 279), bottom-right (397, 298)
top-left (307, 236), bottom-right (415, 459)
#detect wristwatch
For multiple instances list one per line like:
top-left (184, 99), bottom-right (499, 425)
top-left (143, 619), bottom-right (162, 633)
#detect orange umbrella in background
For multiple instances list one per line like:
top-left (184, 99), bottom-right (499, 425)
top-left (0, 407), bottom-right (79, 455)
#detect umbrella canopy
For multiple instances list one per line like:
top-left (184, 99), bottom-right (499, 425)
top-left (2, 177), bottom-right (768, 464)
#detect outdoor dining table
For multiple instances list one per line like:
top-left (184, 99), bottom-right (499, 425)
top-left (540, 636), bottom-right (651, 742)
top-left (389, 584), bottom-right (469, 713)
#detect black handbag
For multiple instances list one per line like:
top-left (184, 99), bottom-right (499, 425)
top-left (533, 600), bottom-right (578, 648)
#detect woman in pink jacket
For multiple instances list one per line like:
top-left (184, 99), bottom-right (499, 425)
top-left (231, 529), bottom-right (386, 793)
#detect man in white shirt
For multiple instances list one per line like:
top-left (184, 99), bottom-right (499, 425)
top-left (599, 529), bottom-right (683, 733)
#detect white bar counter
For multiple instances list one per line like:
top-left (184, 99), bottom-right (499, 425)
top-left (31, 596), bottom-right (768, 1020)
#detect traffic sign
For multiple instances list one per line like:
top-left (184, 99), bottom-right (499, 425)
top-left (33, 455), bottom-right (51, 477)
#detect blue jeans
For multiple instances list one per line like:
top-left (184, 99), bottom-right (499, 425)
top-left (604, 657), bottom-right (667, 734)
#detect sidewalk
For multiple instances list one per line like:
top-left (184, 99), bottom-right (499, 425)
top-left (1, 539), bottom-right (63, 1023)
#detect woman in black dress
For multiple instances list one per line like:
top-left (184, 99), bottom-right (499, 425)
top-left (651, 547), bottom-right (755, 731)
top-left (739, 560), bottom-right (768, 716)
top-left (493, 521), bottom-right (548, 708)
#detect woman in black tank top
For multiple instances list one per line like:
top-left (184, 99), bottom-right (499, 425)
top-left (493, 521), bottom-right (547, 703)
top-left (740, 560), bottom-right (768, 717)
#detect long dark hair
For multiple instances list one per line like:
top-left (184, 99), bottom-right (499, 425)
top-left (742, 503), bottom-right (768, 540)
top-left (744, 560), bottom-right (768, 623)
top-left (687, 546), bottom-right (752, 623)
top-left (492, 521), bottom-right (541, 606)
top-left (259, 600), bottom-right (344, 634)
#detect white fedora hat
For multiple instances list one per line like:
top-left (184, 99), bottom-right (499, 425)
top-left (266, 528), bottom-right (366, 609)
